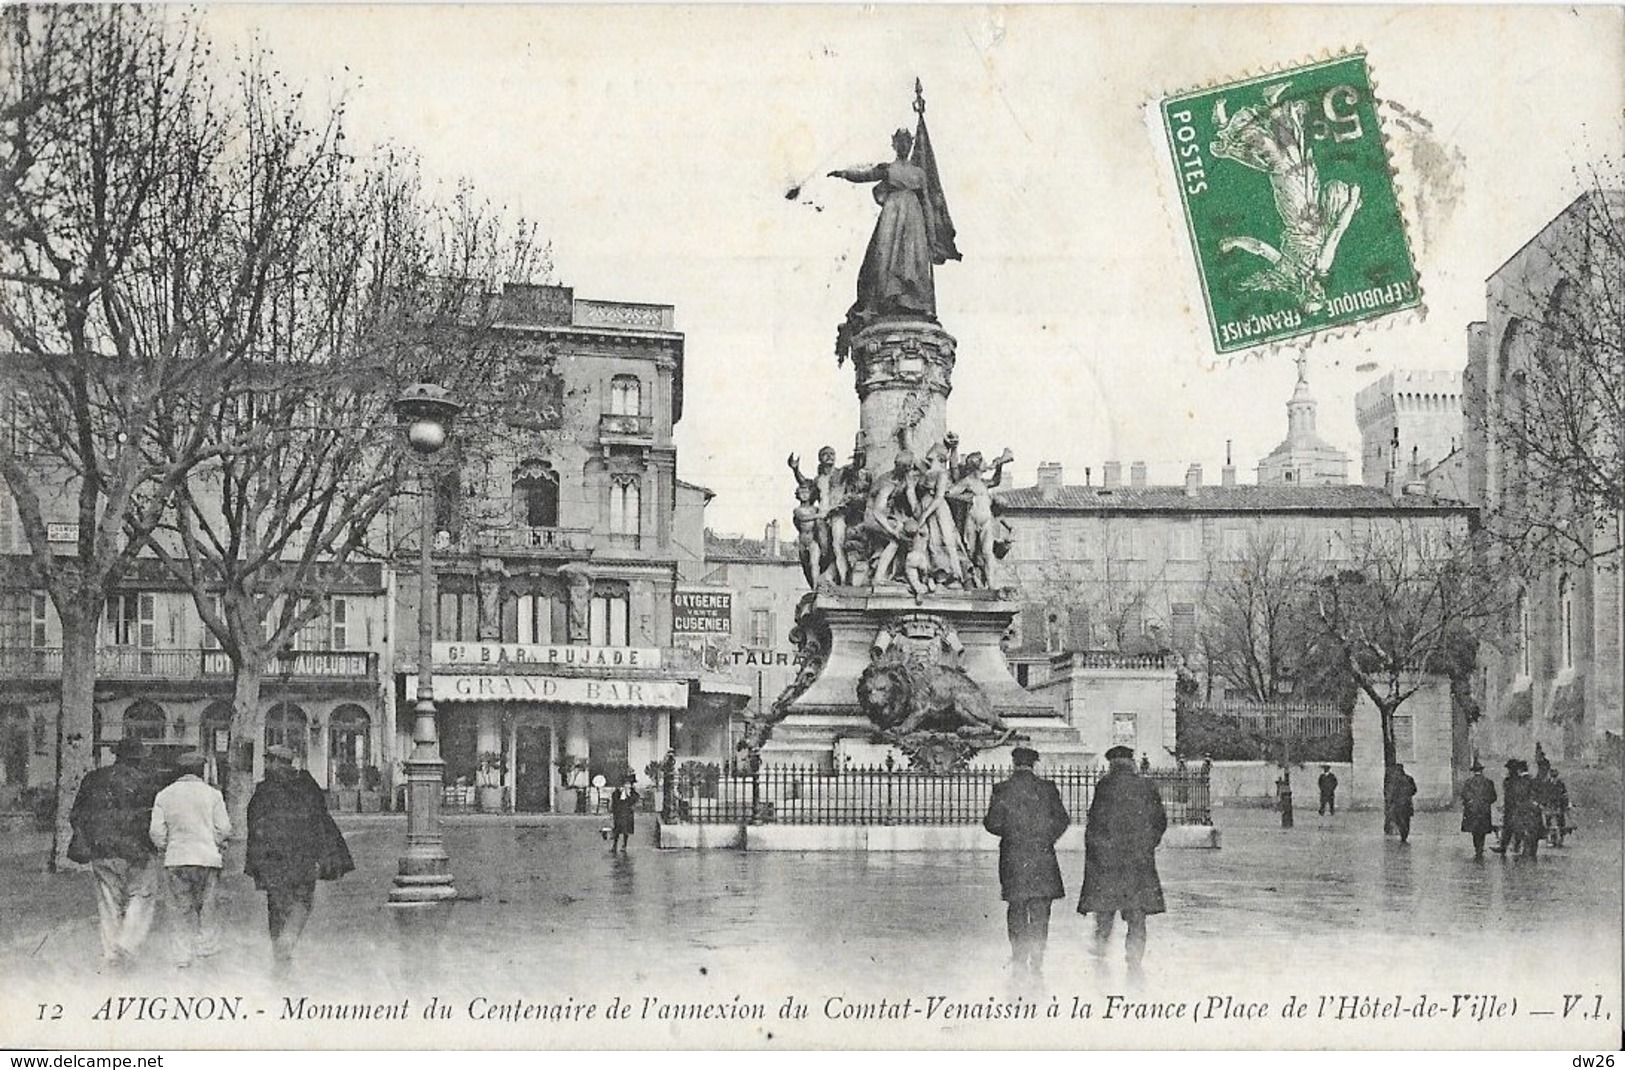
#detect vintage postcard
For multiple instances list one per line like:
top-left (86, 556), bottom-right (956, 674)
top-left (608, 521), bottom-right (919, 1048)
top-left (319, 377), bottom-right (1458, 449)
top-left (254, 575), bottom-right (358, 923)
top-left (0, 3), bottom-right (1620, 1055)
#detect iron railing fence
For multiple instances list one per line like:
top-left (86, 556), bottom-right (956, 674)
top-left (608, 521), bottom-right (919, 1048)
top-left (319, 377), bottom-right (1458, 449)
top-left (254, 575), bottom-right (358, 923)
top-left (663, 765), bottom-right (1211, 827)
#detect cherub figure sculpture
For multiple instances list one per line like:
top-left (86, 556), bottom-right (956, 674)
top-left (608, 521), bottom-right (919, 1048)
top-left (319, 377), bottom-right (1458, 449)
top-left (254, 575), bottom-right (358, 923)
top-left (948, 446), bottom-right (1015, 587)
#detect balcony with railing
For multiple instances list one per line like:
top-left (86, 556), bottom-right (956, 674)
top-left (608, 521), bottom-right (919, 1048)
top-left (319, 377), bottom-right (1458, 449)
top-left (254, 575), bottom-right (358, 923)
top-left (598, 412), bottom-right (654, 446)
top-left (0, 646), bottom-right (376, 682)
top-left (0, 646), bottom-right (62, 679)
top-left (480, 525), bottom-right (595, 558)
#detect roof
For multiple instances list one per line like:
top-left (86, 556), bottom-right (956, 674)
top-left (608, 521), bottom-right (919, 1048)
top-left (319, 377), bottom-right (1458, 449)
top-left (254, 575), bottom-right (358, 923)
top-left (676, 478), bottom-right (715, 501)
top-left (703, 530), bottom-right (798, 562)
top-left (1260, 433), bottom-right (1344, 461)
top-left (994, 483), bottom-right (1473, 514)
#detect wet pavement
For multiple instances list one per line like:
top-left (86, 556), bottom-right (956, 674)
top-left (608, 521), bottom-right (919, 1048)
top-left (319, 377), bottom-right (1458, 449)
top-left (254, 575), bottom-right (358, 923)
top-left (3, 806), bottom-right (1619, 1048)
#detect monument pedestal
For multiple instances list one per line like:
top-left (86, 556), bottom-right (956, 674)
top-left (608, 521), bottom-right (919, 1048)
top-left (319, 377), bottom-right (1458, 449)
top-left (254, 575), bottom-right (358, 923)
top-left (761, 587), bottom-right (1093, 770)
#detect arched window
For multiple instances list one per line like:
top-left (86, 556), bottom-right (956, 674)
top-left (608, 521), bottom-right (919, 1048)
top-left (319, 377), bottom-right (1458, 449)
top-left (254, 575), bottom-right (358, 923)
top-left (328, 704), bottom-right (371, 782)
top-left (264, 702), bottom-right (308, 763)
top-left (514, 460), bottom-right (560, 528)
top-left (123, 699), bottom-right (166, 744)
top-left (609, 375), bottom-right (642, 417)
top-left (609, 476), bottom-right (641, 541)
top-left (589, 590), bottom-right (630, 646)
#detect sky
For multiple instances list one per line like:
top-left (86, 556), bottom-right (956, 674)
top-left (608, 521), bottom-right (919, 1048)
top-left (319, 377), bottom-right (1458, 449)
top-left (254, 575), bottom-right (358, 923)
top-left (203, 4), bottom-right (1624, 536)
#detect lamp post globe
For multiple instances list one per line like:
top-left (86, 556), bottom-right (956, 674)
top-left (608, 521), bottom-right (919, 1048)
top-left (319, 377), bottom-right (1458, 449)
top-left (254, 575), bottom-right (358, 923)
top-left (406, 419), bottom-right (447, 455)
top-left (392, 383), bottom-right (462, 458)
top-left (389, 381), bottom-right (462, 923)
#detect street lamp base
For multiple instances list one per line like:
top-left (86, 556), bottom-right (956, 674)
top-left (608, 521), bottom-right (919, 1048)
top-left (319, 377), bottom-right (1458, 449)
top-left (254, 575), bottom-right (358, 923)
top-left (388, 876), bottom-right (457, 904)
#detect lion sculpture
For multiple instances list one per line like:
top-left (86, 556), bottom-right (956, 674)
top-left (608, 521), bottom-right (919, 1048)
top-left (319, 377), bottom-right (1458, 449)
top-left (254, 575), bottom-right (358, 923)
top-left (856, 655), bottom-right (1011, 739)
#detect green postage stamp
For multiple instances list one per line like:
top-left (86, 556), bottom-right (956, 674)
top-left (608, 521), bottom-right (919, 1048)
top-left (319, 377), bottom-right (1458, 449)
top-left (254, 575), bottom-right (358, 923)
top-left (1161, 53), bottom-right (1421, 354)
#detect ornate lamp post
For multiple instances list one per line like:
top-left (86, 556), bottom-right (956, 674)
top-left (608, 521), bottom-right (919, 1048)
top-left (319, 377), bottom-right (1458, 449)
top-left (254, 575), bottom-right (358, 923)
top-left (390, 383), bottom-right (462, 914)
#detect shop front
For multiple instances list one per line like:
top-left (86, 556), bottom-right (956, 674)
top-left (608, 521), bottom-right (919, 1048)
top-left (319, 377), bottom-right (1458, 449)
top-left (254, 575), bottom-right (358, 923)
top-left (416, 665), bottom-right (689, 813)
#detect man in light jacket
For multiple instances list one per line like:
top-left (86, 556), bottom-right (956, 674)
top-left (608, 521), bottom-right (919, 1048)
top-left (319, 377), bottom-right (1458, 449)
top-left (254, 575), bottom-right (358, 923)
top-left (149, 751), bottom-right (231, 969)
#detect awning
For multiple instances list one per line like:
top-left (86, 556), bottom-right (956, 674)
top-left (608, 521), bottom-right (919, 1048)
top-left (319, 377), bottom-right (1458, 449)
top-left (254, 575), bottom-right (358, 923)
top-left (697, 677), bottom-right (753, 697)
top-left (415, 674), bottom-right (688, 709)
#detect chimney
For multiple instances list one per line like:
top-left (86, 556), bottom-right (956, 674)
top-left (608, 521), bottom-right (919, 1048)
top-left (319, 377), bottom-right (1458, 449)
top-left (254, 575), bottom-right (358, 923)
top-left (1129, 461), bottom-right (1147, 488)
top-left (764, 519), bottom-right (780, 556)
top-left (1185, 463), bottom-right (1203, 496)
top-left (1222, 439), bottom-right (1236, 487)
top-left (1084, 466), bottom-right (1092, 487)
top-left (1102, 461), bottom-right (1122, 489)
top-left (1037, 462), bottom-right (1064, 501)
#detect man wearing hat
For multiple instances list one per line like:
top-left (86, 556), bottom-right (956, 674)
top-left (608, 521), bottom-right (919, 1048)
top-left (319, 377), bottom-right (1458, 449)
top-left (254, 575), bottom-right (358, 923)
top-left (1494, 759), bottom-right (1534, 856)
top-left (247, 745), bottom-right (354, 977)
top-left (1317, 764), bottom-right (1339, 816)
top-left (983, 746), bottom-right (1070, 983)
top-left (1384, 762), bottom-right (1418, 844)
top-left (1459, 760), bottom-right (1497, 860)
top-left (149, 750), bottom-right (230, 968)
top-left (1078, 745), bottom-right (1167, 974)
top-left (69, 736), bottom-right (159, 969)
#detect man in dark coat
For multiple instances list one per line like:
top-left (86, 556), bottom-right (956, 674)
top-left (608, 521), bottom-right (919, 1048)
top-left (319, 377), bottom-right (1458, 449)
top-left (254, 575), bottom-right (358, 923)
top-left (1548, 768), bottom-right (1571, 845)
top-left (983, 746), bottom-right (1070, 981)
top-left (69, 737), bottom-right (159, 969)
top-left (1385, 762), bottom-right (1418, 843)
top-left (1459, 760), bottom-right (1497, 860)
top-left (1494, 759), bottom-right (1538, 857)
top-left (1077, 745), bottom-right (1167, 972)
top-left (246, 745), bottom-right (354, 977)
top-left (608, 773), bottom-right (641, 852)
top-left (1317, 765), bottom-right (1339, 816)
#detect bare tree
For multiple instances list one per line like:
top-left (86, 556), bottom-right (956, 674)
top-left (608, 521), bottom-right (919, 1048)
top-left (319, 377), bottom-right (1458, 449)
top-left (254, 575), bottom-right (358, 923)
top-left (0, 8), bottom-right (328, 867)
top-left (144, 143), bottom-right (550, 843)
top-left (1477, 178), bottom-right (1623, 571)
top-left (1197, 529), bottom-right (1324, 702)
top-left (1009, 525), bottom-right (1167, 654)
top-left (1312, 521), bottom-right (1507, 826)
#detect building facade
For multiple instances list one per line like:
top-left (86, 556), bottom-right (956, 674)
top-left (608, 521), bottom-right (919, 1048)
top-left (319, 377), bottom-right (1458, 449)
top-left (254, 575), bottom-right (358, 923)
top-left (0, 535), bottom-right (389, 804)
top-left (993, 466), bottom-right (1472, 660)
top-left (1463, 192), bottom-right (1624, 764)
top-left (389, 285), bottom-right (746, 812)
top-left (692, 526), bottom-right (806, 741)
top-left (1355, 369), bottom-right (1464, 490)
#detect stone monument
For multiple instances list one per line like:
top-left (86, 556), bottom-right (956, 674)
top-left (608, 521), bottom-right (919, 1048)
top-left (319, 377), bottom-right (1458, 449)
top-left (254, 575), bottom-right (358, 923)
top-left (760, 83), bottom-right (1091, 773)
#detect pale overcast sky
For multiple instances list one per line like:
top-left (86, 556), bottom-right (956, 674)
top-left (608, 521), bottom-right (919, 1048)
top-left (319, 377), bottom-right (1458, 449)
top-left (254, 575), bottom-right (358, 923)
top-left (205, 5), bottom-right (1623, 535)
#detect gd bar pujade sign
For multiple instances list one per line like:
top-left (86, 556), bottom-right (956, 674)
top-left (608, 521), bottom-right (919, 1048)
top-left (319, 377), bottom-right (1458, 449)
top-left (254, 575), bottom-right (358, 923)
top-left (434, 642), bottom-right (661, 668)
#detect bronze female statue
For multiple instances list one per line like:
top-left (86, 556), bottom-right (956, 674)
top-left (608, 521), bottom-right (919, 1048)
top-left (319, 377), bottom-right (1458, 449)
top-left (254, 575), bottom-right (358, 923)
top-left (829, 84), bottom-right (960, 359)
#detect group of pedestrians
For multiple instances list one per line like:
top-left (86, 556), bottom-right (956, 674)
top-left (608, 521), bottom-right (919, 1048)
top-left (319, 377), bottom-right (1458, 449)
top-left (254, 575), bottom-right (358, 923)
top-left (1460, 755), bottom-right (1573, 861)
top-left (982, 745), bottom-right (1167, 984)
top-left (68, 739), bottom-right (352, 976)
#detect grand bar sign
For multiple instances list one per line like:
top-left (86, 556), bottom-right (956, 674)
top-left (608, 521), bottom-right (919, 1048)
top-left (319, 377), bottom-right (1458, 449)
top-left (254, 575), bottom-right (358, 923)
top-left (420, 674), bottom-right (687, 708)
top-left (434, 642), bottom-right (660, 668)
